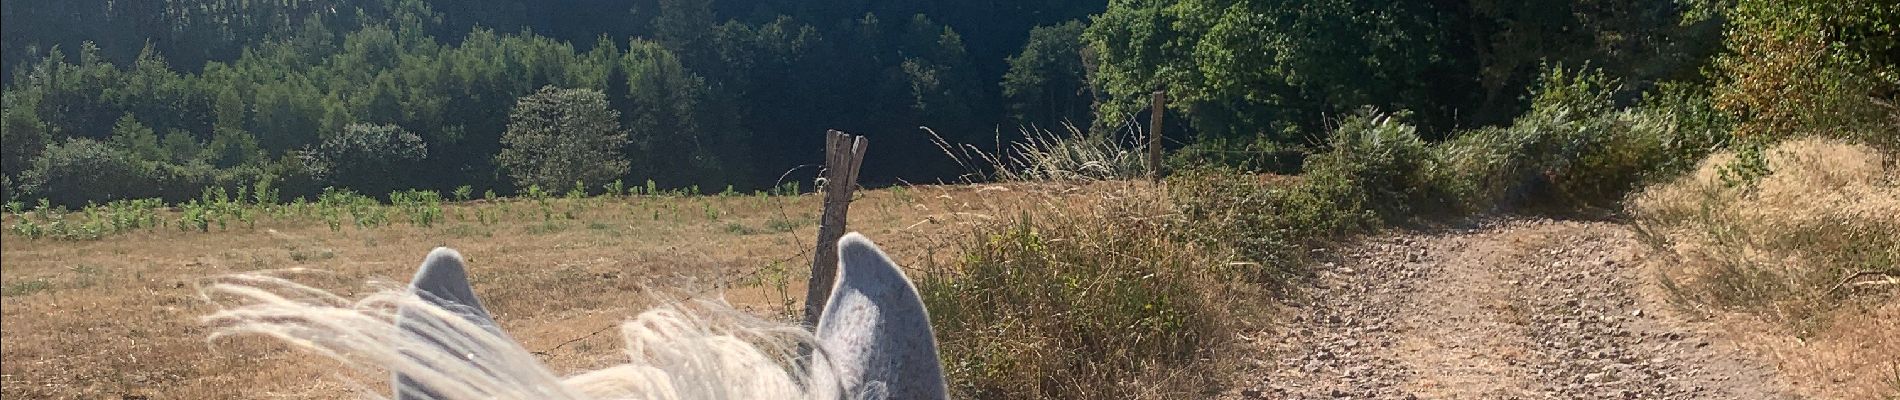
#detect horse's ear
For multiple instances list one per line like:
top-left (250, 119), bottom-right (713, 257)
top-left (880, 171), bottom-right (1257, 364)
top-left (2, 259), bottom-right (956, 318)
top-left (396, 247), bottom-right (505, 400)
top-left (407, 248), bottom-right (494, 320)
top-left (816, 233), bottom-right (949, 399)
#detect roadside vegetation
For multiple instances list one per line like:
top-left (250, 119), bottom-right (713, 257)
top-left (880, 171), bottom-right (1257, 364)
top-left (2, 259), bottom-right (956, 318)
top-left (916, 0), bottom-right (1897, 394)
top-left (1631, 139), bottom-right (1899, 398)
top-left (2, 0), bottom-right (1895, 398)
top-left (4, 180), bottom-right (803, 241)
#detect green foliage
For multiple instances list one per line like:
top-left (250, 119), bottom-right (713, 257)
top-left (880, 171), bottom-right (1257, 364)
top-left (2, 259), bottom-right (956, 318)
top-left (16, 0), bottom-right (1731, 204)
top-left (1167, 136), bottom-right (1307, 174)
top-left (317, 187), bottom-right (387, 231)
top-left (158, 130), bottom-right (204, 164)
top-left (202, 128), bottom-right (266, 168)
top-left (108, 114), bottom-right (163, 162)
top-left (453, 185), bottom-right (475, 202)
top-left (602, 180), bottom-right (625, 197)
top-left (1303, 110), bottom-right (1450, 222)
top-left (1703, 0), bottom-right (1898, 146)
top-left (1002, 21), bottom-right (1093, 128)
top-left (1170, 72), bottom-right (1731, 280)
top-left (17, 139), bottom-right (149, 207)
top-left (1433, 66), bottom-right (1732, 210)
top-left (1, 93), bottom-right (49, 198)
top-left (496, 86), bottom-right (631, 191)
top-left (389, 189), bottom-right (444, 227)
top-left (1086, 0), bottom-right (1467, 139)
top-left (5, 197), bottom-right (165, 240)
top-left (310, 123), bottom-right (428, 194)
top-left (1167, 110), bottom-right (1445, 279)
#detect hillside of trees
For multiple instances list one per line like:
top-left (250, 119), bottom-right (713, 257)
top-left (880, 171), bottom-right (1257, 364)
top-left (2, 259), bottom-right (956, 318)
top-left (2, 0), bottom-right (1893, 206)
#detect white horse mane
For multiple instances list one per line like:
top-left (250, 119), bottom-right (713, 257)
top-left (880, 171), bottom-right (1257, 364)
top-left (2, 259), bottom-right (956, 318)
top-left (201, 232), bottom-right (948, 400)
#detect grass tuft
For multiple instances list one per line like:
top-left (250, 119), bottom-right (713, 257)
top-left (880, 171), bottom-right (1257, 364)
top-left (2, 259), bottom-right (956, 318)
top-left (1631, 137), bottom-right (1899, 399)
top-left (920, 189), bottom-right (1244, 399)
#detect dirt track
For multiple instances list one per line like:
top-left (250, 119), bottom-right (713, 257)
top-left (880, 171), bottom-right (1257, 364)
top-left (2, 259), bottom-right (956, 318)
top-left (1237, 218), bottom-right (1797, 399)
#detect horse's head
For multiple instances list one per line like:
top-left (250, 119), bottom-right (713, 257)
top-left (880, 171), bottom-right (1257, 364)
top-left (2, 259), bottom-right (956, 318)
top-left (373, 232), bottom-right (946, 399)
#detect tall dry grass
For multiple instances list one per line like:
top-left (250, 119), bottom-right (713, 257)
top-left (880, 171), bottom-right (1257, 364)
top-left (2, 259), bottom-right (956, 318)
top-left (928, 123), bottom-right (1150, 183)
top-left (918, 185), bottom-right (1254, 399)
top-left (1630, 137), bottom-right (1900, 398)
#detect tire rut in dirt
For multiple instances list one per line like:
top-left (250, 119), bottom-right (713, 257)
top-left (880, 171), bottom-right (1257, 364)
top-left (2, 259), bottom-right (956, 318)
top-left (1237, 218), bottom-right (1797, 400)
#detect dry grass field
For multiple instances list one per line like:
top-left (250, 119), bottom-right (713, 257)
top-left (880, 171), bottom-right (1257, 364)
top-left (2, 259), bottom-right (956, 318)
top-left (0, 181), bottom-right (1143, 399)
top-left (1631, 138), bottom-right (1900, 399)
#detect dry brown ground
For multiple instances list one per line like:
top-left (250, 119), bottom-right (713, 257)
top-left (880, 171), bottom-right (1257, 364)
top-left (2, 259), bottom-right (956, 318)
top-left (9, 174), bottom-right (1889, 399)
top-left (0, 181), bottom-right (1142, 399)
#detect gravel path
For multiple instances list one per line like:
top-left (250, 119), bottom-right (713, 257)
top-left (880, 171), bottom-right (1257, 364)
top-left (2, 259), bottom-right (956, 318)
top-left (1236, 218), bottom-right (1797, 399)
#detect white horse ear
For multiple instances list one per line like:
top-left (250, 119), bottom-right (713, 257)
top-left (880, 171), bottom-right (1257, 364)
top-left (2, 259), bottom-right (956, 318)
top-left (396, 247), bottom-right (507, 400)
top-left (816, 233), bottom-right (949, 399)
top-left (407, 248), bottom-right (495, 322)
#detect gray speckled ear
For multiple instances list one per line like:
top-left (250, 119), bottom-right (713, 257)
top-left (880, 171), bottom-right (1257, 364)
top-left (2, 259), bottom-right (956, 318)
top-left (408, 248), bottom-right (493, 319)
top-left (396, 247), bottom-right (505, 400)
top-left (816, 233), bottom-right (948, 399)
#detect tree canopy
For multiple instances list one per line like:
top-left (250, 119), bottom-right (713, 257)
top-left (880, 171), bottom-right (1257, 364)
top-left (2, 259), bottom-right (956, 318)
top-left (496, 86), bottom-right (631, 191)
top-left (1, 0), bottom-right (1889, 206)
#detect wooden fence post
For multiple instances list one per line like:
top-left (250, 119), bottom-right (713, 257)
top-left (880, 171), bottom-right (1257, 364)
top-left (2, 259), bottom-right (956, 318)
top-left (1148, 89), bottom-right (1166, 182)
top-left (803, 130), bottom-right (868, 328)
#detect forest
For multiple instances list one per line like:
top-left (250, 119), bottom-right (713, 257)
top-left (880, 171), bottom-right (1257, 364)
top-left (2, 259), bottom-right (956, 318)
top-left (1, 0), bottom-right (1893, 207)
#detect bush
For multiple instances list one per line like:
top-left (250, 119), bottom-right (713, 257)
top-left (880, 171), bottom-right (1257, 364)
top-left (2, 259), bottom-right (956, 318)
top-left (1167, 135), bottom-right (1307, 174)
top-left (1169, 110), bottom-right (1440, 281)
top-left (1631, 138), bottom-right (1898, 327)
top-left (496, 86), bottom-right (631, 191)
top-left (1, 93), bottom-right (49, 180)
top-left (1303, 110), bottom-right (1449, 222)
top-left (921, 194), bottom-right (1241, 399)
top-left (1433, 66), bottom-right (1727, 211)
top-left (1434, 67), bottom-right (1612, 209)
top-left (1707, 0), bottom-right (1897, 147)
top-left (145, 161), bottom-right (218, 201)
top-left (17, 138), bottom-right (151, 207)
top-left (310, 123), bottom-right (427, 195)
top-left (1169, 168), bottom-right (1330, 282)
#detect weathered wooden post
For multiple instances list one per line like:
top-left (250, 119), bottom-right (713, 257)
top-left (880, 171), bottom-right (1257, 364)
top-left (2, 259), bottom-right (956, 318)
top-left (1148, 89), bottom-right (1166, 182)
top-left (803, 130), bottom-right (868, 328)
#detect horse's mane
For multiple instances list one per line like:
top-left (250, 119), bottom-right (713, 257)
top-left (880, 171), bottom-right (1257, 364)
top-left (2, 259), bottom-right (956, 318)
top-left (201, 274), bottom-right (841, 399)
top-left (201, 233), bottom-right (939, 400)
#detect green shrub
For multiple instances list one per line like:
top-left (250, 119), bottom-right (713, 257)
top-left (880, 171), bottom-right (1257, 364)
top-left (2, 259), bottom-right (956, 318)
top-left (1167, 135), bottom-right (1307, 174)
top-left (389, 189), bottom-right (444, 227)
top-left (1706, 0), bottom-right (1897, 147)
top-left (1303, 109), bottom-right (1450, 222)
top-left (1168, 168), bottom-right (1317, 281)
top-left (309, 123), bottom-right (428, 195)
top-left (1433, 66), bottom-right (1723, 211)
top-left (17, 138), bottom-right (151, 207)
top-left (496, 86), bottom-right (631, 191)
top-left (1169, 110), bottom-right (1443, 279)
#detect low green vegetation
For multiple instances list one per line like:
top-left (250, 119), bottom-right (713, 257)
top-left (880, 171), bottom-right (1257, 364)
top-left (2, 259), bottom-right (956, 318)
top-left (1, 279), bottom-right (51, 297)
top-left (3, 181), bottom-right (808, 241)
